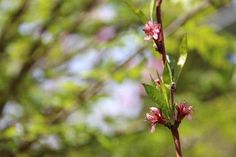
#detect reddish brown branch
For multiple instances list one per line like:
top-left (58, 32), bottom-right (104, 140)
top-left (171, 127), bottom-right (183, 157)
top-left (155, 0), bottom-right (166, 64)
top-left (155, 1), bottom-right (183, 157)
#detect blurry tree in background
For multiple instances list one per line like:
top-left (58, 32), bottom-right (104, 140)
top-left (0, 0), bottom-right (235, 156)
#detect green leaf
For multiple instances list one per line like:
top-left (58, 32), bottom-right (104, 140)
top-left (163, 60), bottom-right (173, 85)
top-left (174, 34), bottom-right (188, 83)
top-left (142, 83), bottom-right (165, 108)
top-left (150, 0), bottom-right (156, 21)
top-left (121, 1), bottom-right (147, 23)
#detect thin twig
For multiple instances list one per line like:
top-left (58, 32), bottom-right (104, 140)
top-left (155, 0), bottom-right (166, 64)
top-left (156, 1), bottom-right (183, 157)
top-left (171, 127), bottom-right (183, 157)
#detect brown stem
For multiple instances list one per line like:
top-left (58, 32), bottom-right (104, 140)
top-left (155, 0), bottom-right (166, 64)
top-left (155, 2), bottom-right (182, 156)
top-left (171, 127), bottom-right (183, 157)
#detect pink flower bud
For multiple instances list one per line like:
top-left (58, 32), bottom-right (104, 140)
top-left (143, 21), bottom-right (161, 41)
top-left (176, 102), bottom-right (193, 121)
top-left (146, 107), bottom-right (166, 133)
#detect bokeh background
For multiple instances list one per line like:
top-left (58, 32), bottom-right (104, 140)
top-left (0, 0), bottom-right (235, 156)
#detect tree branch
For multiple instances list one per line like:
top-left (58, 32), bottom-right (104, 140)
top-left (155, 0), bottom-right (166, 64)
top-left (171, 127), bottom-right (183, 157)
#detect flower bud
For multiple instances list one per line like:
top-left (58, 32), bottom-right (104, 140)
top-left (143, 21), bottom-right (161, 41)
top-left (176, 102), bottom-right (192, 122)
top-left (146, 107), bottom-right (166, 133)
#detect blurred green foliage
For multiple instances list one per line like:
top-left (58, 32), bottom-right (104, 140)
top-left (0, 0), bottom-right (235, 156)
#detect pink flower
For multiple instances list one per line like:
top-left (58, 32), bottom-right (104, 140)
top-left (143, 21), bottom-right (161, 41)
top-left (176, 102), bottom-right (193, 121)
top-left (146, 107), bottom-right (165, 133)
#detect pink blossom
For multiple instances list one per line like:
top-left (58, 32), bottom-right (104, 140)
top-left (146, 107), bottom-right (165, 133)
top-left (143, 21), bottom-right (161, 41)
top-left (176, 102), bottom-right (193, 121)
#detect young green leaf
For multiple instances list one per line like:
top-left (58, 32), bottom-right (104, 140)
top-left (142, 83), bottom-right (166, 109)
top-left (174, 34), bottom-right (188, 83)
top-left (163, 61), bottom-right (173, 85)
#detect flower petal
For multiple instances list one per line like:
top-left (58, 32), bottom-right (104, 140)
top-left (150, 124), bottom-right (156, 133)
top-left (146, 113), bottom-right (154, 121)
